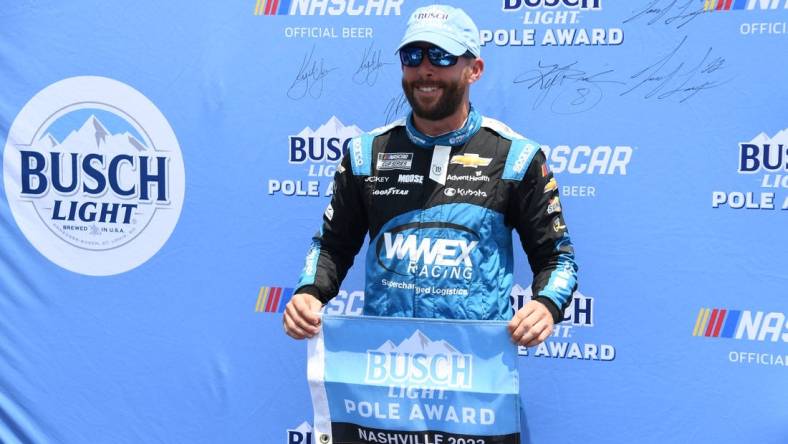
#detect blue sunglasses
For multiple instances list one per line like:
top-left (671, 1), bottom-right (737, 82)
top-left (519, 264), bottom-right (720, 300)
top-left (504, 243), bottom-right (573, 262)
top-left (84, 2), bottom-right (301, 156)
top-left (399, 45), bottom-right (469, 68)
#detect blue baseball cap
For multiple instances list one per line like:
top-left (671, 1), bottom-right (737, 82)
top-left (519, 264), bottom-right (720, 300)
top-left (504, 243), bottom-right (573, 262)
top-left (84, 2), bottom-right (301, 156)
top-left (396, 5), bottom-right (481, 58)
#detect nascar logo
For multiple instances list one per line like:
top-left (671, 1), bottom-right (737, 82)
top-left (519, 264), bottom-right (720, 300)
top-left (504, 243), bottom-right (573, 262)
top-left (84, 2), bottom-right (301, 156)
top-left (255, 287), bottom-right (295, 313)
top-left (704, 0), bottom-right (788, 11)
top-left (693, 307), bottom-right (787, 342)
top-left (254, 0), bottom-right (403, 16)
top-left (377, 152), bottom-right (413, 171)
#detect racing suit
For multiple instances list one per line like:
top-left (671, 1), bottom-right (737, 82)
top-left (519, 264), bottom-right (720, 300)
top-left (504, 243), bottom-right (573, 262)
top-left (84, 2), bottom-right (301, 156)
top-left (295, 108), bottom-right (577, 323)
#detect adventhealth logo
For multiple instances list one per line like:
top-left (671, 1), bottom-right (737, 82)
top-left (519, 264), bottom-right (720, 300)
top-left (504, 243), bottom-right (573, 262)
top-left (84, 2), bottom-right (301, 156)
top-left (365, 330), bottom-right (473, 389)
top-left (693, 308), bottom-right (788, 342)
top-left (254, 0), bottom-right (403, 16)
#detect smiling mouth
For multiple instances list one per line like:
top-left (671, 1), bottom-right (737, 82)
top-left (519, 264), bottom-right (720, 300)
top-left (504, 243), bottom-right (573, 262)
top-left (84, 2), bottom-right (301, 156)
top-left (414, 83), bottom-right (443, 98)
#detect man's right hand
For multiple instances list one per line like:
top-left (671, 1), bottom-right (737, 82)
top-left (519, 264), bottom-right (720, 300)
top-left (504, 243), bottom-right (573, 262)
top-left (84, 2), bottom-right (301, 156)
top-left (283, 293), bottom-right (323, 339)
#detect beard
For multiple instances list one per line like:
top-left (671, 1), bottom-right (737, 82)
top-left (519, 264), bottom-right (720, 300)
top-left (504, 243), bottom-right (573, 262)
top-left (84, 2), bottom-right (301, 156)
top-left (402, 77), bottom-right (466, 122)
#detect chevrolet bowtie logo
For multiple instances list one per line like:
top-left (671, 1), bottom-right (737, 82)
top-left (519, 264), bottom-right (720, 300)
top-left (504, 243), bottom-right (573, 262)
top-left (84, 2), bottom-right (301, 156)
top-left (544, 178), bottom-right (558, 193)
top-left (450, 153), bottom-right (492, 168)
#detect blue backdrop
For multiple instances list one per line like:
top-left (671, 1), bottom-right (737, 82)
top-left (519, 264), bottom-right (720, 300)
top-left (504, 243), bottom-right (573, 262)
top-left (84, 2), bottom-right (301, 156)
top-left (1, 1), bottom-right (786, 443)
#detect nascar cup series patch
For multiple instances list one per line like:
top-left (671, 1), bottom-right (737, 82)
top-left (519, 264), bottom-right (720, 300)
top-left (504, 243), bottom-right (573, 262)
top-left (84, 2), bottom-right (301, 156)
top-left (308, 315), bottom-right (521, 443)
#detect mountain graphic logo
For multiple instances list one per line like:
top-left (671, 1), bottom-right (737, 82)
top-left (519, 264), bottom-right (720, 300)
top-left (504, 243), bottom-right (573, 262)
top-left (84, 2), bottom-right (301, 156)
top-left (36, 114), bottom-right (149, 153)
top-left (738, 127), bottom-right (788, 174)
top-left (289, 116), bottom-right (363, 164)
top-left (3, 76), bottom-right (185, 276)
top-left (365, 330), bottom-right (473, 389)
top-left (746, 128), bottom-right (788, 146)
top-left (294, 116), bottom-right (363, 140)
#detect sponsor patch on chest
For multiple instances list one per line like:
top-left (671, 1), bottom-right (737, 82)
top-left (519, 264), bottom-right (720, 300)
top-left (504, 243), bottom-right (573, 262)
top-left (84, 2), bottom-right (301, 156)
top-left (398, 174), bottom-right (424, 184)
top-left (450, 153), bottom-right (492, 168)
top-left (377, 152), bottom-right (413, 171)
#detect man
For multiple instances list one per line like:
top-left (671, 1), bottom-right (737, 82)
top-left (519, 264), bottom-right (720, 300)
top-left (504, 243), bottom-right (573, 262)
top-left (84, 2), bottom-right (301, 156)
top-left (284, 4), bottom-right (577, 348)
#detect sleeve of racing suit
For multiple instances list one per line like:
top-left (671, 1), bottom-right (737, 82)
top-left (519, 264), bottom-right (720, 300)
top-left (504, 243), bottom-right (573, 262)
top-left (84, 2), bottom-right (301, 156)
top-left (294, 153), bottom-right (369, 304)
top-left (509, 149), bottom-right (578, 324)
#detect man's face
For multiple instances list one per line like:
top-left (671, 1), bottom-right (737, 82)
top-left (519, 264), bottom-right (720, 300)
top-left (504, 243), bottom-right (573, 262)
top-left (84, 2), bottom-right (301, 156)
top-left (400, 44), bottom-right (473, 122)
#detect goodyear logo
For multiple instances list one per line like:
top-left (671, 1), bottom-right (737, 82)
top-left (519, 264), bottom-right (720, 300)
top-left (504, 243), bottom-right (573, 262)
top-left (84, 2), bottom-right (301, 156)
top-left (254, 0), bottom-right (403, 16)
top-left (255, 287), bottom-right (295, 313)
top-left (693, 308), bottom-right (788, 342)
top-left (704, 0), bottom-right (788, 11)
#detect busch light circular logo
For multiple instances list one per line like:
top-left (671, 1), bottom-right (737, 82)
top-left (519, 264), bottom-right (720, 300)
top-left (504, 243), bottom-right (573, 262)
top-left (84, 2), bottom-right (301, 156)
top-left (3, 76), bottom-right (185, 275)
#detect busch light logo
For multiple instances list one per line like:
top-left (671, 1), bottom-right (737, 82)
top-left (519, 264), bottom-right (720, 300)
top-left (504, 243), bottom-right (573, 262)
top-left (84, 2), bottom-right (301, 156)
top-left (510, 284), bottom-right (594, 326)
top-left (510, 285), bottom-right (615, 361)
top-left (738, 128), bottom-right (788, 173)
top-left (365, 330), bottom-right (473, 389)
top-left (286, 422), bottom-right (313, 444)
top-left (270, 116), bottom-right (363, 197)
top-left (288, 116), bottom-right (362, 164)
top-left (502, 0), bottom-right (601, 10)
top-left (376, 222), bottom-right (479, 280)
top-left (3, 76), bottom-right (185, 276)
top-left (712, 127), bottom-right (788, 210)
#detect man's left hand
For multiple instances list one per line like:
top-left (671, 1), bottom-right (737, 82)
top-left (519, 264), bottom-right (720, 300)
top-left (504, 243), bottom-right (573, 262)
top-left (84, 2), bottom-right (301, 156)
top-left (508, 301), bottom-right (554, 347)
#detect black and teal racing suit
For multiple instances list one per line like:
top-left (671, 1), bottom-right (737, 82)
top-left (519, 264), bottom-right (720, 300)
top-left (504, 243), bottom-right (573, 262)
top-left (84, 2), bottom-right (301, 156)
top-left (296, 108), bottom-right (577, 323)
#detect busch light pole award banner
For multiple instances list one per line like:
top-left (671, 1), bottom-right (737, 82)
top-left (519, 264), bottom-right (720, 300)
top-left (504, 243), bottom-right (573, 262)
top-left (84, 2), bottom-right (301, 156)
top-left (308, 315), bottom-right (520, 444)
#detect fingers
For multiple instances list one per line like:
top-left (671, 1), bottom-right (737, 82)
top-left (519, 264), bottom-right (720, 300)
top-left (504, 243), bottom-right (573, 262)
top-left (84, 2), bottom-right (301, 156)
top-left (522, 319), bottom-right (553, 348)
top-left (283, 313), bottom-right (311, 339)
top-left (509, 302), bottom-right (554, 347)
top-left (283, 293), bottom-right (323, 340)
